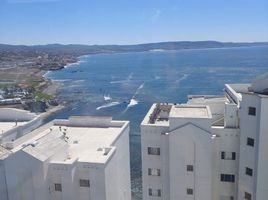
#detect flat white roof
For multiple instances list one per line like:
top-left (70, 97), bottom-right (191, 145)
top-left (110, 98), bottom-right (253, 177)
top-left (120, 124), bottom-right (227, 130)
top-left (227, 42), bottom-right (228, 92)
top-left (0, 122), bottom-right (27, 135)
top-left (12, 117), bottom-right (128, 164)
top-left (170, 105), bottom-right (212, 118)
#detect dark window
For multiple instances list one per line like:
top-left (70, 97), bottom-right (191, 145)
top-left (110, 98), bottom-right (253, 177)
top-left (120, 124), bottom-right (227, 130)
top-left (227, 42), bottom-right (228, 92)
top-left (247, 138), bottom-right (254, 147)
top-left (79, 179), bottom-right (90, 187)
top-left (221, 152), bottom-right (236, 160)
top-left (187, 165), bottom-right (194, 171)
top-left (148, 188), bottom-right (161, 197)
top-left (245, 167), bottom-right (253, 177)
top-left (187, 188), bottom-right (193, 195)
top-left (148, 168), bottom-right (161, 176)
top-left (220, 174), bottom-right (235, 182)
top-left (54, 183), bottom-right (62, 191)
top-left (248, 107), bottom-right (256, 116)
top-left (244, 192), bottom-right (252, 200)
top-left (148, 147), bottom-right (160, 155)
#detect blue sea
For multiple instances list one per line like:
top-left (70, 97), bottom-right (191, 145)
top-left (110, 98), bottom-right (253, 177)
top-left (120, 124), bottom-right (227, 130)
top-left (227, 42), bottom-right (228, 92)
top-left (45, 46), bottom-right (268, 199)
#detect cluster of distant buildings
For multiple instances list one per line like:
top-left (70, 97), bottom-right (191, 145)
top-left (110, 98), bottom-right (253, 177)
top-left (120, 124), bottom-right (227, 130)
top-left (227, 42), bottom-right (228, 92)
top-left (0, 86), bottom-right (28, 106)
top-left (0, 75), bottom-right (267, 200)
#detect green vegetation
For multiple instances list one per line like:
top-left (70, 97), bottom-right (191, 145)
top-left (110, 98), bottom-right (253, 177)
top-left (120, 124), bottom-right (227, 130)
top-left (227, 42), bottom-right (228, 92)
top-left (34, 91), bottom-right (53, 101)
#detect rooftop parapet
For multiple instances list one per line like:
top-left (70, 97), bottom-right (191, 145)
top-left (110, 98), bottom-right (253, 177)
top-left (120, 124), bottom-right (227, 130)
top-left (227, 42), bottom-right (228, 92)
top-left (148, 103), bottom-right (172, 124)
top-left (170, 105), bottom-right (212, 119)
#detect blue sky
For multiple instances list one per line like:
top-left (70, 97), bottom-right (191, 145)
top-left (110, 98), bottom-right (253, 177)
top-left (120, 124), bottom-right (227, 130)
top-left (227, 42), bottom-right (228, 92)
top-left (0, 0), bottom-right (268, 45)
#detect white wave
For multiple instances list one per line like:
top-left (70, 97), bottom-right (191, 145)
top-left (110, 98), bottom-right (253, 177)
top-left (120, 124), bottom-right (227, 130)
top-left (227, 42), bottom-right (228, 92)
top-left (127, 99), bottom-right (138, 108)
top-left (154, 75), bottom-right (160, 80)
top-left (110, 72), bottom-right (133, 84)
top-left (64, 60), bottom-right (84, 69)
top-left (104, 94), bottom-right (112, 101)
top-left (42, 71), bottom-right (50, 78)
top-left (127, 73), bottom-right (133, 80)
top-left (138, 83), bottom-right (144, 90)
top-left (110, 80), bottom-right (130, 84)
top-left (96, 101), bottom-right (120, 110)
top-left (149, 49), bottom-right (165, 52)
top-left (180, 74), bottom-right (189, 81)
top-left (133, 82), bottom-right (145, 97)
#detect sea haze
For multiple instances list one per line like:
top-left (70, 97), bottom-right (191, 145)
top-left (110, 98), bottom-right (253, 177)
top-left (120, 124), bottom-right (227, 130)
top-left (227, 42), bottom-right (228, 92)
top-left (45, 45), bottom-right (268, 199)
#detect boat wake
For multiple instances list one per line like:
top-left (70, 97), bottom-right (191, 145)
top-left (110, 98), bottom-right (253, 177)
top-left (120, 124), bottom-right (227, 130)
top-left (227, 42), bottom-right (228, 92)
top-left (110, 72), bottom-right (133, 84)
top-left (104, 94), bottom-right (112, 101)
top-left (123, 82), bottom-right (145, 113)
top-left (127, 99), bottom-right (138, 108)
top-left (96, 101), bottom-right (120, 110)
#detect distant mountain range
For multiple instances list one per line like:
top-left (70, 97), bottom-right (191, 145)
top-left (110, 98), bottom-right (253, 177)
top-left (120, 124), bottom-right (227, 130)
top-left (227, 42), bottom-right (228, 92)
top-left (1, 41), bottom-right (268, 55)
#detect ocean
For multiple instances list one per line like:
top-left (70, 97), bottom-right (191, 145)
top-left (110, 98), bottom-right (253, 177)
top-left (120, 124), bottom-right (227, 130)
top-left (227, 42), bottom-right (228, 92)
top-left (45, 45), bottom-right (268, 199)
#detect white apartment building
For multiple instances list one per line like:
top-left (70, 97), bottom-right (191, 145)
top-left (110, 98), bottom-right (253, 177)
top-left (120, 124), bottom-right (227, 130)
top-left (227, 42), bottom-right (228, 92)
top-left (0, 115), bottom-right (131, 200)
top-left (141, 74), bottom-right (268, 200)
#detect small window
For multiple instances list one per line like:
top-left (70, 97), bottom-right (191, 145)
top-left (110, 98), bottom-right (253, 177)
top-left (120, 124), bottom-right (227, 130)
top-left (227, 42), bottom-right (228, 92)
top-left (148, 168), bottom-right (161, 176)
top-left (148, 188), bottom-right (161, 197)
top-left (148, 147), bottom-right (160, 155)
top-left (54, 183), bottom-right (62, 192)
top-left (187, 165), bottom-right (194, 172)
top-left (79, 179), bottom-right (90, 187)
top-left (248, 107), bottom-right (256, 116)
top-left (186, 188), bottom-right (193, 195)
top-left (221, 152), bottom-right (236, 160)
top-left (244, 192), bottom-right (252, 200)
top-left (245, 167), bottom-right (253, 177)
top-left (220, 195), bottom-right (234, 200)
top-left (247, 138), bottom-right (254, 147)
top-left (220, 174), bottom-right (235, 182)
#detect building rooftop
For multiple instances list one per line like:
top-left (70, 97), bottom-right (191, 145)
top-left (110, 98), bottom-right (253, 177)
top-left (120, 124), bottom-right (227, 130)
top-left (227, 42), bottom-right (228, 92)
top-left (144, 103), bottom-right (172, 125)
top-left (187, 95), bottom-right (227, 104)
top-left (170, 105), bottom-right (212, 119)
top-left (0, 122), bottom-right (28, 136)
top-left (11, 116), bottom-right (129, 164)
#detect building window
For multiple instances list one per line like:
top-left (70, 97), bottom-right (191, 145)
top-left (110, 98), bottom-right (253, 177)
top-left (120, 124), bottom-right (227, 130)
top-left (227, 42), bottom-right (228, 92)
top-left (245, 167), bottom-right (253, 177)
top-left (221, 152), bottom-right (236, 160)
top-left (248, 107), bottom-right (256, 116)
top-left (148, 188), bottom-right (161, 197)
top-left (220, 174), bottom-right (235, 182)
top-left (220, 195), bottom-right (234, 200)
top-left (54, 183), bottom-right (62, 192)
top-left (148, 147), bottom-right (160, 155)
top-left (187, 165), bottom-right (194, 172)
top-left (247, 137), bottom-right (254, 147)
top-left (148, 168), bottom-right (161, 176)
top-left (79, 179), bottom-right (90, 187)
top-left (186, 188), bottom-right (193, 195)
top-left (244, 192), bottom-right (252, 200)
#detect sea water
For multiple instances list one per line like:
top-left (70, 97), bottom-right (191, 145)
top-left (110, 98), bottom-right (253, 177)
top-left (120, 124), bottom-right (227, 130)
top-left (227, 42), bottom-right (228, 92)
top-left (45, 45), bottom-right (268, 199)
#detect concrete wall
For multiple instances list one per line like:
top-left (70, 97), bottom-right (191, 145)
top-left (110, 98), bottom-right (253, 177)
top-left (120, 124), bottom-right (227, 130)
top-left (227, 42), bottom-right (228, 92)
top-left (141, 125), bottom-right (169, 200)
top-left (169, 123), bottom-right (213, 200)
top-left (4, 150), bottom-right (48, 200)
top-left (109, 125), bottom-right (131, 200)
top-left (0, 159), bottom-right (8, 200)
top-left (238, 93), bottom-right (260, 200)
top-left (256, 97), bottom-right (268, 200)
top-left (212, 127), bottom-right (240, 200)
top-left (0, 108), bottom-right (36, 121)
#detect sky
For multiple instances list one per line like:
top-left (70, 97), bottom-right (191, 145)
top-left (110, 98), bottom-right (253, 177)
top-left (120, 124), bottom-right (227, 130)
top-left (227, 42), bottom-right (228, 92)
top-left (0, 0), bottom-right (268, 45)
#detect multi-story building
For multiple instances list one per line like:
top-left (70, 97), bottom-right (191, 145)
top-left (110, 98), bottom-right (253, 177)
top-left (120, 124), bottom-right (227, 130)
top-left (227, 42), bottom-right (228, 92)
top-left (141, 75), bottom-right (268, 200)
top-left (0, 115), bottom-right (131, 200)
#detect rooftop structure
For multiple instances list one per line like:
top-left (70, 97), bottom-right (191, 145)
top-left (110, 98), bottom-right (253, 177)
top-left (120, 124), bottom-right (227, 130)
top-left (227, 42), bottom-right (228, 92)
top-left (141, 75), bottom-right (268, 200)
top-left (0, 116), bottom-right (131, 200)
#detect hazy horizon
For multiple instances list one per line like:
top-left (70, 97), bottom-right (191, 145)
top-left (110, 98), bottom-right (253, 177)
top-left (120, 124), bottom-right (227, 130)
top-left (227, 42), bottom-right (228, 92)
top-left (1, 40), bottom-right (268, 46)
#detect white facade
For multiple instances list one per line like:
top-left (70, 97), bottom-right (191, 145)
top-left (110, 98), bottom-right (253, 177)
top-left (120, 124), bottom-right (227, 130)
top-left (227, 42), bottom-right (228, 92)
top-left (141, 75), bottom-right (268, 200)
top-left (0, 116), bottom-right (131, 200)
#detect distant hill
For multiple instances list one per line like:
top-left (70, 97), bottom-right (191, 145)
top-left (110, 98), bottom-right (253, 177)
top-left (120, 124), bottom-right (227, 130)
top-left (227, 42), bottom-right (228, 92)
top-left (0, 41), bottom-right (268, 55)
